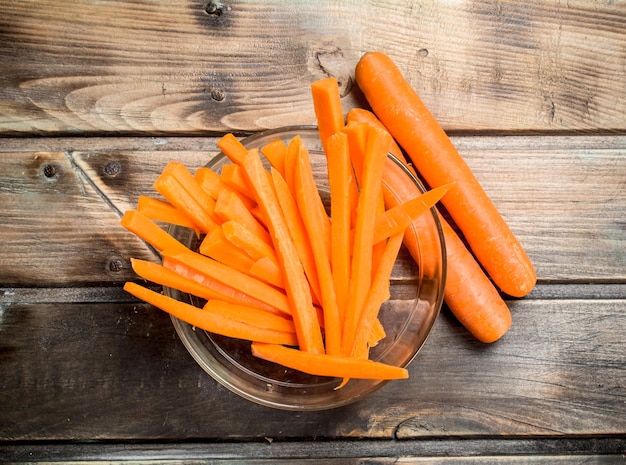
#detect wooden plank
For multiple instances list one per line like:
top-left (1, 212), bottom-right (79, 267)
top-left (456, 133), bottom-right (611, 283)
top-left (2, 440), bottom-right (626, 464)
top-left (0, 135), bottom-right (623, 286)
top-left (0, 1), bottom-right (624, 134)
top-left (0, 297), bottom-right (624, 440)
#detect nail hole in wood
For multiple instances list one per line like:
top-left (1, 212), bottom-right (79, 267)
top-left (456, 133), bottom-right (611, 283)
top-left (104, 161), bottom-right (121, 177)
top-left (204, 1), bottom-right (223, 16)
top-left (211, 88), bottom-right (225, 101)
top-left (42, 164), bottom-right (58, 178)
top-left (108, 258), bottom-right (124, 273)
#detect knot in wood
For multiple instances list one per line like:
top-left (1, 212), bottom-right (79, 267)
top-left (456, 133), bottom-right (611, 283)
top-left (108, 258), bottom-right (124, 273)
top-left (210, 88), bottom-right (225, 101)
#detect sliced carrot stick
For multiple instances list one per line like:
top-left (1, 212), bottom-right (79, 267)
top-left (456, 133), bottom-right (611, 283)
top-left (220, 163), bottom-right (257, 203)
top-left (124, 282), bottom-right (298, 346)
top-left (217, 133), bottom-right (248, 165)
top-left (342, 125), bottom-right (392, 355)
top-left (241, 148), bottom-right (325, 354)
top-left (261, 137), bottom-right (287, 176)
top-left (368, 318), bottom-right (386, 349)
top-left (248, 256), bottom-right (285, 289)
top-left (203, 300), bottom-right (296, 334)
top-left (270, 167), bottom-right (323, 306)
top-left (194, 167), bottom-right (222, 200)
top-left (355, 51), bottom-right (536, 297)
top-left (349, 233), bottom-right (404, 359)
top-left (346, 108), bottom-right (413, 169)
top-left (282, 135), bottom-right (302, 195)
top-left (311, 77), bottom-right (345, 145)
top-left (214, 189), bottom-right (271, 244)
top-left (120, 210), bottom-right (186, 253)
top-left (294, 145), bottom-right (342, 355)
top-left (325, 132), bottom-right (352, 319)
top-left (130, 258), bottom-right (241, 303)
top-left (199, 227), bottom-right (254, 269)
top-left (162, 248), bottom-right (292, 316)
top-left (370, 183), bottom-right (453, 244)
top-left (221, 220), bottom-right (279, 265)
top-left (250, 342), bottom-right (408, 380)
top-left (136, 195), bottom-right (198, 232)
top-left (153, 162), bottom-right (219, 233)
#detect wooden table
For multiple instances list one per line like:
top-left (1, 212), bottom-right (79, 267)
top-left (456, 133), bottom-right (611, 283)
top-left (1, 1), bottom-right (625, 463)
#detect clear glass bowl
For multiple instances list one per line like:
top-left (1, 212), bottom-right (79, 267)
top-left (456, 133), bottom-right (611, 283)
top-left (166, 126), bottom-right (446, 411)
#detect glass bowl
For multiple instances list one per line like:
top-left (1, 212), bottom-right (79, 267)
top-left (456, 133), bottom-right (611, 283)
top-left (166, 126), bottom-right (446, 411)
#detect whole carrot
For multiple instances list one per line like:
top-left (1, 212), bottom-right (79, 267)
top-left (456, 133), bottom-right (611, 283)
top-left (355, 51), bottom-right (536, 298)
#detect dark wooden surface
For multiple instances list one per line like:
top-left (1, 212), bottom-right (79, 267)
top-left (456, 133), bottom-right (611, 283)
top-left (1, 1), bottom-right (625, 463)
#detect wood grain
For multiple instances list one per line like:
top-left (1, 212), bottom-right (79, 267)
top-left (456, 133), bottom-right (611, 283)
top-left (0, 0), bottom-right (624, 134)
top-left (1, 135), bottom-right (623, 286)
top-left (0, 297), bottom-right (623, 440)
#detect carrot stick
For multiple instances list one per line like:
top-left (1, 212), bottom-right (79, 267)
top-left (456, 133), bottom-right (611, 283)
top-left (248, 256), bottom-right (285, 289)
top-left (342, 125), bottom-right (392, 355)
top-left (294, 145), bottom-right (342, 355)
top-left (251, 342), bottom-right (408, 380)
top-left (220, 164), bottom-right (257, 204)
top-left (120, 210), bottom-right (186, 253)
top-left (349, 233), bottom-right (404, 358)
top-left (346, 108), bottom-right (412, 168)
top-left (242, 148), bottom-right (325, 354)
top-left (162, 248), bottom-right (292, 316)
top-left (325, 132), bottom-right (352, 318)
top-left (355, 51), bottom-right (536, 297)
top-left (311, 77), bottom-right (345, 145)
top-left (370, 183), bottom-right (453, 244)
top-left (123, 282), bottom-right (298, 346)
top-left (270, 167), bottom-right (323, 306)
top-left (221, 220), bottom-right (279, 265)
top-left (194, 167), bottom-right (222, 200)
top-left (136, 195), bottom-right (198, 232)
top-left (130, 258), bottom-right (242, 304)
top-left (153, 162), bottom-right (219, 233)
top-left (261, 137), bottom-right (287, 176)
top-left (214, 189), bottom-right (272, 245)
top-left (217, 133), bottom-right (248, 165)
top-left (203, 300), bottom-right (296, 334)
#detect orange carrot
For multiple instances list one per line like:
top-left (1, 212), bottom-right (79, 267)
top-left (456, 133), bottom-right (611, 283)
top-left (242, 148), bottom-right (325, 354)
top-left (248, 256), bottom-right (285, 289)
top-left (311, 77), bottom-right (345, 145)
top-left (261, 137), bottom-right (287, 176)
top-left (124, 282), bottom-right (298, 346)
top-left (136, 195), bottom-right (198, 232)
top-left (194, 167), bottom-right (222, 200)
top-left (325, 132), bottom-right (352, 318)
top-left (162, 248), bottom-right (292, 316)
top-left (342, 125), bottom-right (392, 355)
top-left (153, 162), bottom-right (219, 233)
top-left (251, 342), bottom-right (408, 380)
top-left (221, 220), bottom-right (279, 265)
top-left (294, 145), bottom-right (342, 355)
top-left (130, 258), bottom-right (243, 303)
top-left (217, 133), bottom-right (248, 165)
top-left (370, 183), bottom-right (452, 244)
top-left (214, 189), bottom-right (271, 245)
top-left (346, 108), bottom-right (412, 168)
top-left (220, 164), bottom-right (257, 203)
top-left (349, 233), bottom-right (403, 358)
top-left (120, 210), bottom-right (186, 253)
top-left (355, 51), bottom-right (536, 297)
top-left (347, 100), bottom-right (513, 343)
top-left (270, 167), bottom-right (323, 305)
top-left (203, 300), bottom-right (296, 334)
